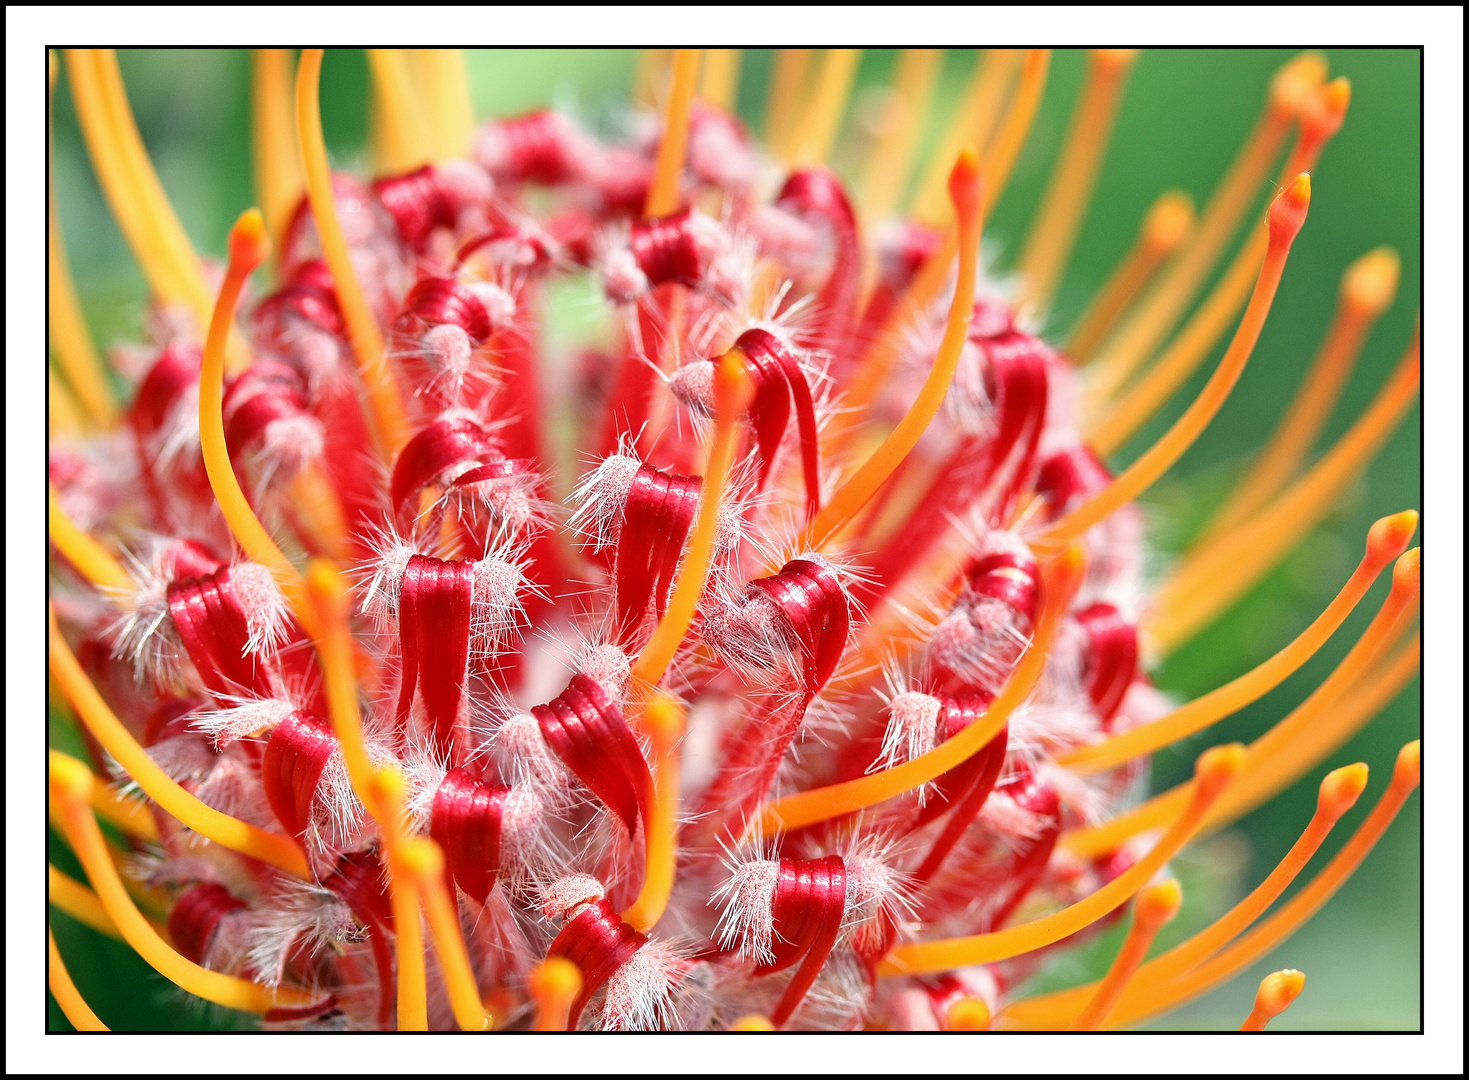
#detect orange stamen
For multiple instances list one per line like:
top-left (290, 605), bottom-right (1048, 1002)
top-left (48, 606), bottom-right (310, 879)
top-left (48, 926), bottom-right (108, 1031)
top-left (978, 49), bottom-right (1051, 220)
top-left (1085, 76), bottom-right (1353, 444)
top-left (366, 49), bottom-right (432, 173)
top-left (400, 838), bottom-right (492, 1030)
top-left (62, 51), bottom-right (204, 320)
top-left (698, 48), bottom-right (741, 111)
top-left (632, 353), bottom-right (753, 687)
top-left (1064, 548), bottom-right (1420, 859)
top-left (764, 49), bottom-right (813, 151)
top-left (49, 57), bottom-right (115, 428)
top-left (530, 958), bottom-right (583, 1032)
top-left (1068, 878), bottom-right (1182, 1030)
top-left (1085, 53), bottom-right (1325, 400)
top-left (1004, 763), bottom-right (1366, 1031)
top-left (878, 743), bottom-right (1245, 976)
top-left (786, 49), bottom-right (863, 167)
top-left (197, 210), bottom-right (314, 620)
top-left (1240, 970), bottom-right (1306, 1030)
top-left (911, 49), bottom-right (1021, 226)
top-left (360, 764), bottom-right (428, 1031)
top-left (757, 545), bottom-right (1085, 835)
top-left (805, 151), bottom-right (983, 552)
top-left (296, 48), bottom-right (411, 456)
top-left (49, 368), bottom-right (86, 436)
top-left (945, 997), bottom-right (992, 1031)
top-left (1017, 49), bottom-right (1138, 314)
top-left (1065, 190), bottom-right (1196, 365)
top-left (1104, 741), bottom-right (1418, 1029)
top-left (1216, 628), bottom-right (1418, 827)
top-left (1037, 172), bottom-right (1313, 551)
top-left (50, 747), bottom-right (161, 843)
top-left (623, 693), bottom-right (687, 932)
top-left (49, 864), bottom-right (121, 940)
top-left (47, 483), bottom-right (133, 595)
top-left (1152, 323), bottom-right (1420, 653)
top-left (1086, 223), bottom-right (1265, 454)
top-left (1059, 510), bottom-right (1416, 773)
top-left (645, 49), bottom-right (701, 219)
top-left (304, 560), bottom-right (375, 789)
top-left (635, 49), bottom-right (673, 110)
top-left (405, 49), bottom-right (475, 162)
top-left (1203, 247), bottom-right (1400, 542)
top-left (859, 49), bottom-right (944, 224)
top-left (251, 49), bottom-right (304, 252)
top-left (48, 753), bottom-right (315, 1013)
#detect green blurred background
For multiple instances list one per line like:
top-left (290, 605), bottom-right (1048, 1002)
top-left (48, 49), bottom-right (1420, 1031)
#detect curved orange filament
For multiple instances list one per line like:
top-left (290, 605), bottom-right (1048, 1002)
top-left (1005, 764), bottom-right (1366, 1030)
top-left (401, 838), bottom-right (492, 1030)
top-left (1065, 190), bottom-right (1196, 364)
top-left (1068, 878), bottom-right (1181, 1030)
top-left (48, 606), bottom-right (311, 879)
top-left (50, 747), bottom-right (161, 843)
top-left (757, 545), bottom-right (1085, 835)
top-left (47, 484), bottom-right (133, 595)
top-left (631, 354), bottom-right (753, 688)
top-left (197, 210), bottom-right (313, 623)
top-left (698, 49), bottom-right (741, 111)
top-left (251, 49), bottom-right (304, 251)
top-left (1037, 172), bottom-right (1312, 551)
top-left (1018, 49), bottom-right (1137, 313)
top-left (634, 49), bottom-right (673, 110)
top-left (623, 694), bottom-right (687, 931)
top-left (304, 560), bottom-right (375, 791)
top-left (1060, 510), bottom-right (1416, 773)
top-left (49, 369), bottom-right (86, 436)
top-left (1240, 970), bottom-right (1306, 1030)
top-left (1216, 627), bottom-right (1417, 827)
top-left (1086, 76), bottom-right (1352, 448)
top-left (911, 49), bottom-right (1021, 226)
top-left (367, 49), bottom-right (432, 173)
top-left (1064, 549), bottom-right (1420, 860)
top-left (358, 765), bottom-right (427, 1031)
top-left (859, 49), bottom-right (944, 224)
top-left (49, 926), bottom-right (108, 1031)
top-left (49, 754), bottom-right (315, 1013)
top-left (1104, 742), bottom-right (1418, 1030)
top-left (406, 49), bottom-right (475, 162)
top-left (978, 49), bottom-right (1051, 220)
top-left (530, 958), bottom-right (583, 1031)
top-left (879, 743), bottom-right (1245, 976)
top-left (49, 60), bottom-right (115, 428)
top-left (645, 49), bottom-right (701, 219)
top-left (1153, 323), bottom-right (1420, 653)
top-left (296, 49), bottom-right (410, 457)
top-left (1203, 247), bottom-right (1400, 542)
top-left (805, 151), bottom-right (983, 552)
top-left (62, 51), bottom-right (205, 321)
top-left (765, 49), bottom-right (814, 151)
top-left (1086, 224), bottom-right (1265, 452)
top-left (786, 49), bottom-right (863, 167)
top-left (1085, 53), bottom-right (1324, 401)
top-left (49, 864), bottom-right (121, 940)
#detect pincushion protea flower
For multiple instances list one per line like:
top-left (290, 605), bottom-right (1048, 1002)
top-left (43, 47), bottom-right (1425, 1035)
